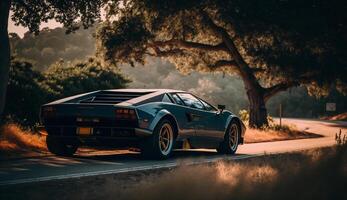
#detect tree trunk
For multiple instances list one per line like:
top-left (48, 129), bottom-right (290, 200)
top-left (202, 13), bottom-right (270, 128)
top-left (246, 88), bottom-right (268, 128)
top-left (0, 0), bottom-right (11, 124)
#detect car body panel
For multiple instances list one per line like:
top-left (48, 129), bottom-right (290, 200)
top-left (40, 89), bottom-right (246, 149)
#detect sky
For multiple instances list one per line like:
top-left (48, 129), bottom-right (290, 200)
top-left (8, 9), bottom-right (106, 37)
top-left (8, 11), bottom-right (62, 38)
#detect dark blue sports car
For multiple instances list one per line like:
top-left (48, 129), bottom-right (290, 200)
top-left (40, 89), bottom-right (246, 159)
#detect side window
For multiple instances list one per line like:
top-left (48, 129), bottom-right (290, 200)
top-left (200, 99), bottom-right (217, 111)
top-left (177, 93), bottom-right (204, 110)
top-left (162, 94), bottom-right (173, 103)
top-left (171, 93), bottom-right (184, 105)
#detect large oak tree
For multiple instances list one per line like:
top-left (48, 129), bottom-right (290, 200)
top-left (0, 0), bottom-right (106, 123)
top-left (97, 0), bottom-right (347, 127)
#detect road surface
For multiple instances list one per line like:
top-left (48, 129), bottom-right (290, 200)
top-left (0, 118), bottom-right (346, 186)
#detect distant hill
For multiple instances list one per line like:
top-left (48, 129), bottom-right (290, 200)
top-left (10, 27), bottom-right (96, 71)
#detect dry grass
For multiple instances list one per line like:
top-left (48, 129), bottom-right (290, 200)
top-left (118, 145), bottom-right (347, 200)
top-left (120, 162), bottom-right (281, 200)
top-left (244, 124), bottom-right (321, 143)
top-left (2, 142), bottom-right (346, 200)
top-left (0, 123), bottom-right (47, 158)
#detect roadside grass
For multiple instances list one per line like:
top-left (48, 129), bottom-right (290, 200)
top-left (0, 123), bottom-right (47, 158)
top-left (117, 136), bottom-right (347, 200)
top-left (2, 137), bottom-right (345, 200)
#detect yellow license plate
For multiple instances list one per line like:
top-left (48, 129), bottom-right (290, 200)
top-left (77, 127), bottom-right (93, 135)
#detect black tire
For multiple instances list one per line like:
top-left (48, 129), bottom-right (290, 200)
top-left (217, 121), bottom-right (240, 155)
top-left (141, 119), bottom-right (175, 160)
top-left (46, 136), bottom-right (78, 156)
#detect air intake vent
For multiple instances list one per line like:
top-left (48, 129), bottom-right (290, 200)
top-left (79, 91), bottom-right (152, 104)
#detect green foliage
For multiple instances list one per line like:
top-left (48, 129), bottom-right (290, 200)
top-left (98, 17), bottom-right (153, 66)
top-left (43, 58), bottom-right (130, 99)
top-left (97, 0), bottom-right (347, 96)
top-left (4, 58), bottom-right (130, 127)
top-left (10, 0), bottom-right (106, 34)
top-left (9, 26), bottom-right (347, 120)
top-left (4, 59), bottom-right (47, 126)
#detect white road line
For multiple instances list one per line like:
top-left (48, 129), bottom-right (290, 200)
top-left (0, 154), bottom-right (261, 186)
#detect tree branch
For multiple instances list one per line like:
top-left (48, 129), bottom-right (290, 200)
top-left (200, 10), bottom-right (264, 92)
top-left (209, 60), bottom-right (237, 69)
top-left (149, 46), bottom-right (185, 57)
top-left (150, 39), bottom-right (228, 52)
top-left (264, 82), bottom-right (299, 101)
top-left (251, 67), bottom-right (266, 73)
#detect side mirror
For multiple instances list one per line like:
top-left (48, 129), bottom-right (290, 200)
top-left (217, 105), bottom-right (226, 113)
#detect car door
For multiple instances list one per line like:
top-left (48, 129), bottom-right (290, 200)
top-left (197, 98), bottom-right (225, 140)
top-left (169, 93), bottom-right (197, 139)
top-left (176, 93), bottom-right (220, 148)
top-left (176, 93), bottom-right (205, 132)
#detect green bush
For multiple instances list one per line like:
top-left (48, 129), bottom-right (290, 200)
top-left (4, 58), bottom-right (131, 127)
top-left (42, 58), bottom-right (130, 99)
top-left (4, 59), bottom-right (47, 126)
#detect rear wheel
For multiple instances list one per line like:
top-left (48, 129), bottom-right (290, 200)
top-left (141, 119), bottom-right (175, 159)
top-left (46, 136), bottom-right (78, 156)
top-left (217, 121), bottom-right (239, 154)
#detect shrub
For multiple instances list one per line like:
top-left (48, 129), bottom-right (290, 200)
top-left (42, 58), bottom-right (130, 99)
top-left (4, 59), bottom-right (48, 127)
top-left (239, 109), bottom-right (249, 123)
top-left (4, 58), bottom-right (131, 127)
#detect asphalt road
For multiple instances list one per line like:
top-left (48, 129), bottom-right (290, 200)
top-left (0, 118), bottom-right (346, 186)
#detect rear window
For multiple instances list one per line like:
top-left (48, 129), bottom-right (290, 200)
top-left (79, 91), bottom-right (153, 104)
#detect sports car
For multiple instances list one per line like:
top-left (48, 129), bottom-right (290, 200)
top-left (40, 89), bottom-right (246, 159)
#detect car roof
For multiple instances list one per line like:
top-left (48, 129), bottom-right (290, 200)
top-left (45, 88), bottom-right (186, 106)
top-left (106, 89), bottom-right (185, 106)
top-left (104, 88), bottom-right (184, 93)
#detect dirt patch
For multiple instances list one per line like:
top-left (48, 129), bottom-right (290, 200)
top-left (244, 127), bottom-right (322, 143)
top-left (321, 112), bottom-right (347, 121)
top-left (1, 145), bottom-right (346, 200)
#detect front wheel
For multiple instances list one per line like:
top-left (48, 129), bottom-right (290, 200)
top-left (217, 121), bottom-right (239, 155)
top-left (141, 119), bottom-right (175, 159)
top-left (46, 136), bottom-right (78, 156)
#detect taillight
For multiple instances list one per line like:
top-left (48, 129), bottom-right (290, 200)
top-left (115, 108), bottom-right (137, 120)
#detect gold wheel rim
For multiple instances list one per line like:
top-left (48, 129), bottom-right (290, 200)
top-left (159, 123), bottom-right (173, 155)
top-left (229, 124), bottom-right (239, 151)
